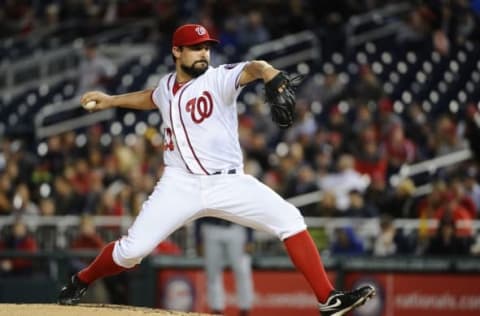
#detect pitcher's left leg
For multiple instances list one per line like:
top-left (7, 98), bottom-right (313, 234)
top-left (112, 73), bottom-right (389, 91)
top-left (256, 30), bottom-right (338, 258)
top-left (204, 174), bottom-right (374, 314)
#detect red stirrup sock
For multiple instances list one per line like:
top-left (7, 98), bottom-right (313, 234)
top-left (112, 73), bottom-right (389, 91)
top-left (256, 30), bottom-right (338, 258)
top-left (77, 241), bottom-right (128, 284)
top-left (283, 230), bottom-right (334, 302)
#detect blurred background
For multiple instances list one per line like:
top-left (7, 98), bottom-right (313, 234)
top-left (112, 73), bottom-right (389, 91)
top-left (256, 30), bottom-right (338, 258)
top-left (0, 0), bottom-right (480, 315)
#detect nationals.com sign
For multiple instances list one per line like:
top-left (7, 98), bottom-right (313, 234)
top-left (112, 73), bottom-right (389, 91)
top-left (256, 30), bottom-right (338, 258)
top-left (345, 273), bottom-right (480, 316)
top-left (156, 269), bottom-right (480, 316)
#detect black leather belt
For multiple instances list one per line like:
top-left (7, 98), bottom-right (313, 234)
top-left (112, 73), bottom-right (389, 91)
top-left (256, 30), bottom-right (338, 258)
top-left (211, 169), bottom-right (237, 175)
top-left (206, 219), bottom-right (233, 226)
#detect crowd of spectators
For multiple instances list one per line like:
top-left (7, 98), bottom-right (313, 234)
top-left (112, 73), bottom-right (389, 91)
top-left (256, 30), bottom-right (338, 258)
top-left (0, 1), bottom-right (409, 40)
top-left (1, 0), bottom-right (480, 272)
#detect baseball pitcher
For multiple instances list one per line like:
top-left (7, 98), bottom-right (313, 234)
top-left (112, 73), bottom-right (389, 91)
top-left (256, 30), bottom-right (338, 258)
top-left (58, 24), bottom-right (375, 316)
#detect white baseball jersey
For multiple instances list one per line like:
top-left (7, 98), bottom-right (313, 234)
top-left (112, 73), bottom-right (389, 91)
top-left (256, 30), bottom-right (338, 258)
top-left (152, 62), bottom-right (247, 174)
top-left (112, 62), bottom-right (306, 270)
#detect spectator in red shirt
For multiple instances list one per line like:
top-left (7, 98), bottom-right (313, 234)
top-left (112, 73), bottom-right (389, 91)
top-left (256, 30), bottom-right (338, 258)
top-left (381, 124), bottom-right (416, 176)
top-left (354, 125), bottom-right (387, 182)
top-left (70, 215), bottom-right (105, 251)
top-left (434, 194), bottom-right (473, 237)
top-left (449, 176), bottom-right (477, 219)
top-left (416, 180), bottom-right (449, 219)
top-left (0, 219), bottom-right (38, 276)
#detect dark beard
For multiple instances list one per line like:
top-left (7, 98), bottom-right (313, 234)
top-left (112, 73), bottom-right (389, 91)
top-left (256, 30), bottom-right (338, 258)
top-left (181, 61), bottom-right (208, 78)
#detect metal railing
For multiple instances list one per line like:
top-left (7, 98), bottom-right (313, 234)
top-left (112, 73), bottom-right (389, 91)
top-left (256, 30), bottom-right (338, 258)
top-left (345, 2), bottom-right (412, 50)
top-left (34, 95), bottom-right (116, 139)
top-left (0, 19), bottom-right (156, 102)
top-left (245, 30), bottom-right (321, 70)
top-left (0, 46), bottom-right (82, 99)
top-left (0, 214), bottom-right (477, 257)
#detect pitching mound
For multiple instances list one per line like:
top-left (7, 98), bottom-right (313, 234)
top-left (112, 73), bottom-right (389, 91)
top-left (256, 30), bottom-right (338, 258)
top-left (0, 304), bottom-right (213, 316)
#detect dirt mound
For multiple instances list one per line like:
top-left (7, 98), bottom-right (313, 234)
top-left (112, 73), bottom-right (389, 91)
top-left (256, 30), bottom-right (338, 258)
top-left (0, 304), bottom-right (213, 316)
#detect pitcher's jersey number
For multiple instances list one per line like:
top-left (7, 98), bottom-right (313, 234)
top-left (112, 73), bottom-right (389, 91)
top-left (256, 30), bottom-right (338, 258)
top-left (163, 127), bottom-right (174, 151)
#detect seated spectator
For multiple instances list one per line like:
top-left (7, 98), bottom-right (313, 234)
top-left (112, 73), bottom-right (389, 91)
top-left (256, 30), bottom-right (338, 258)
top-left (381, 124), bottom-right (416, 176)
top-left (311, 141), bottom-right (333, 178)
top-left (449, 176), bottom-right (477, 219)
top-left (69, 158), bottom-right (94, 196)
top-left (330, 227), bottom-right (365, 256)
top-left (78, 41), bottom-right (116, 94)
top-left (44, 135), bottom-right (66, 174)
top-left (352, 105), bottom-right (374, 137)
top-left (425, 216), bottom-right (471, 256)
top-left (363, 171), bottom-right (390, 212)
top-left (83, 170), bottom-right (105, 214)
top-left (377, 98), bottom-right (402, 141)
top-left (463, 166), bottom-right (480, 217)
top-left (352, 64), bottom-right (383, 104)
top-left (285, 164), bottom-right (319, 216)
top-left (319, 154), bottom-right (369, 212)
top-left (98, 190), bottom-right (125, 216)
top-left (417, 180), bottom-right (448, 218)
top-left (70, 215), bottom-right (105, 252)
top-left (316, 191), bottom-right (338, 217)
top-left (434, 194), bottom-right (473, 237)
top-left (373, 215), bottom-right (396, 256)
top-left (286, 99), bottom-right (318, 143)
top-left (36, 197), bottom-right (58, 250)
top-left (354, 125), bottom-right (387, 182)
top-left (434, 115), bottom-right (468, 157)
top-left (381, 178), bottom-right (416, 218)
top-left (373, 215), bottom-right (413, 256)
top-left (404, 102), bottom-right (435, 159)
top-left (0, 219), bottom-right (38, 276)
top-left (53, 175), bottom-right (84, 215)
top-left (325, 105), bottom-right (350, 144)
top-left (344, 190), bottom-right (378, 218)
top-left (11, 183), bottom-right (39, 216)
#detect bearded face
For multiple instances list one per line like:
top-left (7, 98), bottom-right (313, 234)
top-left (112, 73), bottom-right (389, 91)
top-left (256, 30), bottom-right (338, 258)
top-left (174, 43), bottom-right (211, 78)
top-left (180, 59), bottom-right (209, 78)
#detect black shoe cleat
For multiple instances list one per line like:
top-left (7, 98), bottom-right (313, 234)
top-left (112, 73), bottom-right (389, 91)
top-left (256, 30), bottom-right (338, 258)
top-left (58, 274), bottom-right (89, 305)
top-left (318, 284), bottom-right (376, 316)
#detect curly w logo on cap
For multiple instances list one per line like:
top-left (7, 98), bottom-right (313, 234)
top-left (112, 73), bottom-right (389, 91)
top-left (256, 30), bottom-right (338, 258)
top-left (195, 26), bottom-right (206, 36)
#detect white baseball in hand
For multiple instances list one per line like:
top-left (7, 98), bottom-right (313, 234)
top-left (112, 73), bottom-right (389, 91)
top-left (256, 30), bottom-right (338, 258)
top-left (83, 100), bottom-right (97, 110)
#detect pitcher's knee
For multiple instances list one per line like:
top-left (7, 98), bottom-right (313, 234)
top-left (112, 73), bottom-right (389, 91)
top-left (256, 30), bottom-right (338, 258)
top-left (112, 238), bottom-right (151, 268)
top-left (275, 217), bottom-right (307, 240)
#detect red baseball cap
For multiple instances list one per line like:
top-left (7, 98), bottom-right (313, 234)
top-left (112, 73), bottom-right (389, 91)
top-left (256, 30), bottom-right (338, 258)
top-left (172, 24), bottom-right (219, 47)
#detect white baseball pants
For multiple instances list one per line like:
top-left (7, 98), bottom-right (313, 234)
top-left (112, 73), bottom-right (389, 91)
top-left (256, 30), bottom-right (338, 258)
top-left (112, 166), bottom-right (306, 268)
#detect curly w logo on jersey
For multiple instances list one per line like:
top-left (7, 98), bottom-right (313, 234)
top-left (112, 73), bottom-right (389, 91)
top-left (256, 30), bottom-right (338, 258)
top-left (185, 91), bottom-right (214, 124)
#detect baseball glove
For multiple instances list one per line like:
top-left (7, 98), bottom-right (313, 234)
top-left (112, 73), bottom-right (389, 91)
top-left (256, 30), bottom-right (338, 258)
top-left (265, 72), bottom-right (303, 129)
